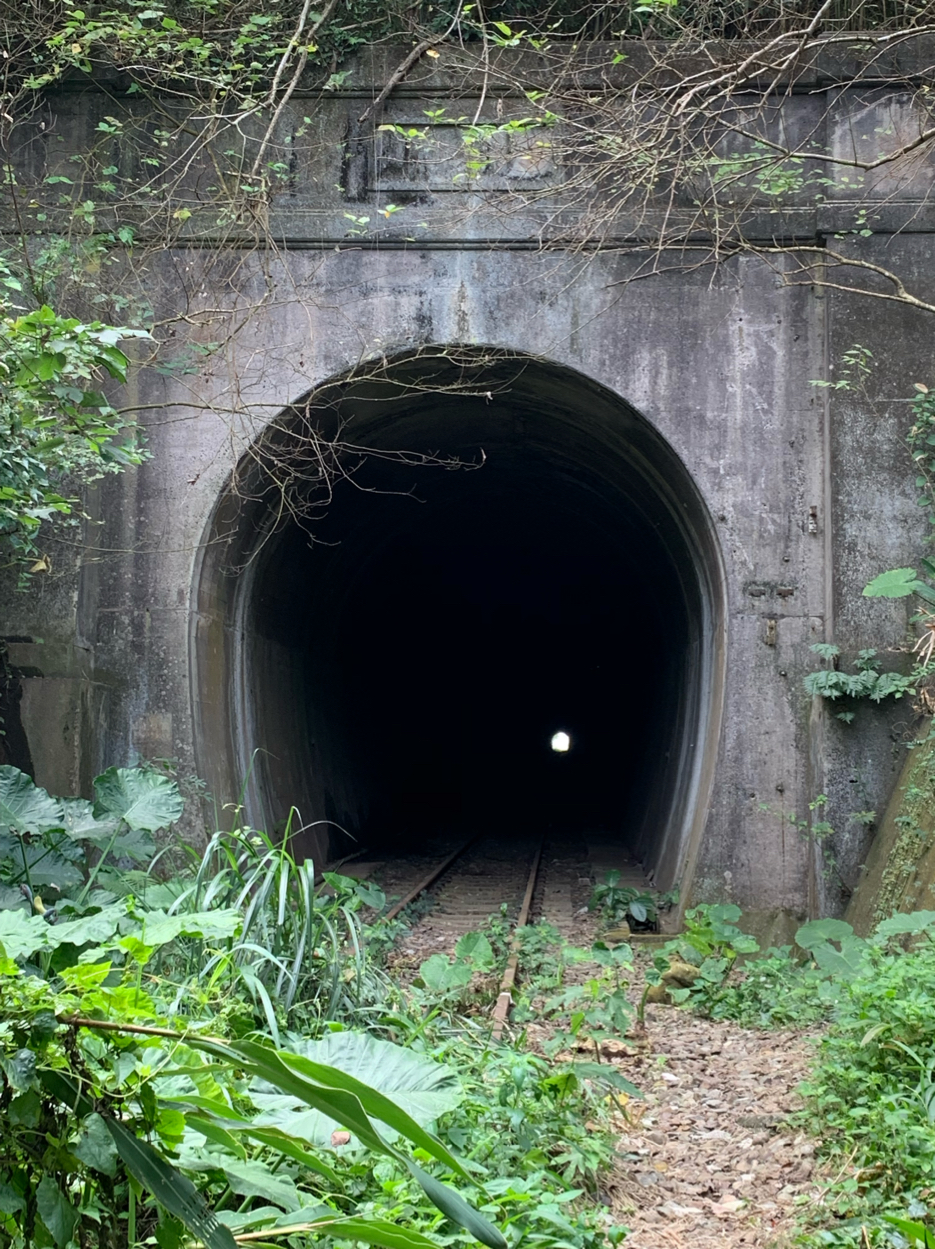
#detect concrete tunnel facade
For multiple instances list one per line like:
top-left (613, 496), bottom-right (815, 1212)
top-left (6, 55), bottom-right (935, 925)
top-left (192, 352), bottom-right (725, 893)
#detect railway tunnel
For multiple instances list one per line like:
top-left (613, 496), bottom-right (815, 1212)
top-left (193, 351), bottom-right (725, 893)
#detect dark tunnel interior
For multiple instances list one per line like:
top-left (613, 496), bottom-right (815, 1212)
top-left (204, 358), bottom-right (723, 888)
top-left (340, 499), bottom-right (672, 843)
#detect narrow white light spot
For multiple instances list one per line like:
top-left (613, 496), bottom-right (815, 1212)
top-left (551, 731), bottom-right (571, 753)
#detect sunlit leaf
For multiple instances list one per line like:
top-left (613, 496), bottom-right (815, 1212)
top-left (0, 766), bottom-right (63, 835)
top-left (249, 1030), bottom-right (462, 1146)
top-left (93, 767), bottom-right (183, 831)
top-left (863, 567), bottom-right (922, 598)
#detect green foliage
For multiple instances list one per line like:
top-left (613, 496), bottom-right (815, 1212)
top-left (884, 1214), bottom-right (935, 1247)
top-left (0, 956), bottom-right (505, 1249)
top-left (0, 298), bottom-right (149, 577)
top-left (589, 870), bottom-right (672, 928)
top-left (428, 1026), bottom-right (631, 1217)
top-left (418, 932), bottom-right (496, 997)
top-left (678, 913), bottom-right (881, 1027)
top-left (250, 1029), bottom-right (464, 1146)
top-left (532, 940), bottom-right (636, 1063)
top-left (665, 903), bottom-right (935, 1241)
top-left (810, 344), bottom-right (875, 392)
top-left (862, 563), bottom-right (935, 609)
top-left (858, 383), bottom-right (935, 685)
top-left (0, 764), bottom-right (182, 918)
top-left (800, 912), bottom-right (935, 1231)
top-left (804, 645), bottom-right (916, 704)
top-left (864, 568), bottom-right (929, 599)
top-left (700, 944), bottom-right (830, 1027)
top-left (668, 903), bottom-right (758, 960)
top-left (0, 765), bottom-right (629, 1249)
top-left (906, 383), bottom-right (935, 536)
top-left (514, 921), bottom-right (569, 988)
top-left (176, 821), bottom-right (390, 1036)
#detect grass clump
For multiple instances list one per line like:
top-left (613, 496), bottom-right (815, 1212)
top-left (0, 763), bottom-right (631, 1249)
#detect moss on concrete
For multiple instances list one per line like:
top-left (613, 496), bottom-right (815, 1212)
top-left (847, 721), bottom-right (935, 935)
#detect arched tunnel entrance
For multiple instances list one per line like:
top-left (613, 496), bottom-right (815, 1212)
top-left (192, 351), bottom-right (725, 892)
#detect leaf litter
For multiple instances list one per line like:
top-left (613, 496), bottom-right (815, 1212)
top-left (599, 1001), bottom-right (818, 1249)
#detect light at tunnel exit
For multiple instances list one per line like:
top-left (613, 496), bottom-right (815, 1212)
top-left (550, 731), bottom-right (571, 753)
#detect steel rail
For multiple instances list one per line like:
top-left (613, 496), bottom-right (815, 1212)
top-left (382, 836), bottom-right (478, 922)
top-left (491, 836), bottom-right (545, 1040)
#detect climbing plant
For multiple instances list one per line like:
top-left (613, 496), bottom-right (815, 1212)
top-left (5, 0), bottom-right (935, 578)
top-left (0, 291), bottom-right (149, 578)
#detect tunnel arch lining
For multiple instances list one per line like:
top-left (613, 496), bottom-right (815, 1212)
top-left (190, 348), bottom-right (726, 894)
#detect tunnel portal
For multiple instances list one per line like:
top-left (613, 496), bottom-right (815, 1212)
top-left (194, 352), bottom-right (725, 891)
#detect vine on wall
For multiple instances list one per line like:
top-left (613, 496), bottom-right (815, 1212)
top-left (5, 2), bottom-right (935, 578)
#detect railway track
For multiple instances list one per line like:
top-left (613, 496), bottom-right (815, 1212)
top-left (357, 833), bottom-right (601, 1035)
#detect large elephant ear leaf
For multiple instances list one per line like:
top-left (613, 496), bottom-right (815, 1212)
top-left (60, 797), bottom-right (117, 844)
top-left (92, 768), bottom-right (184, 832)
top-left (0, 766), bottom-right (63, 836)
top-left (250, 1031), bottom-right (463, 1147)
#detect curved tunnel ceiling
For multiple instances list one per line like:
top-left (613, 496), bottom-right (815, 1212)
top-left (192, 351), bottom-right (726, 890)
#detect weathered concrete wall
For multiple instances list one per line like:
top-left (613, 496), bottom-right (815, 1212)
top-left (4, 49), bottom-right (935, 921)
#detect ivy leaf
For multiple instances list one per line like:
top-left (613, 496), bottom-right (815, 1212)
top-left (74, 1113), bottom-right (119, 1177)
top-left (0, 766), bottom-right (63, 835)
top-left (92, 768), bottom-right (183, 831)
top-left (36, 1176), bottom-right (79, 1248)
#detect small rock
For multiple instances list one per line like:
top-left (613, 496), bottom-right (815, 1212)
top-left (659, 1201), bottom-right (703, 1217)
top-left (710, 1195), bottom-right (745, 1216)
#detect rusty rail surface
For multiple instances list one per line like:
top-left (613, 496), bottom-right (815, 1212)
top-left (491, 836), bottom-right (545, 1040)
top-left (382, 837), bottom-right (478, 922)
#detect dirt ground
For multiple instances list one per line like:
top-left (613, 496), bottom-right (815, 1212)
top-left (605, 1006), bottom-right (819, 1249)
top-left (376, 869), bottom-right (821, 1249)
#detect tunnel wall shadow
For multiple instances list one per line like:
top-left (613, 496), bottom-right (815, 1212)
top-left (191, 348), bottom-right (726, 890)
